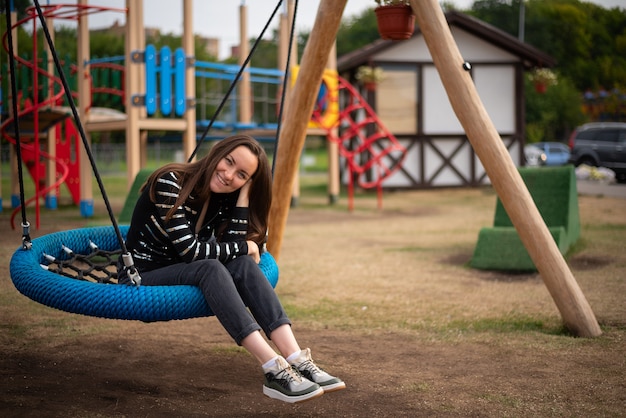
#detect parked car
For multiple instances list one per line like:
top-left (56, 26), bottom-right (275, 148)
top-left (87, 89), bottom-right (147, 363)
top-left (568, 122), bottom-right (626, 183)
top-left (524, 142), bottom-right (571, 167)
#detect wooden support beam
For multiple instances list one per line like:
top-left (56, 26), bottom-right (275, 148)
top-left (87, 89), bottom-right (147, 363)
top-left (410, 0), bottom-right (600, 337)
top-left (239, 4), bottom-right (252, 125)
top-left (182, 0), bottom-right (196, 161)
top-left (77, 0), bottom-right (93, 214)
top-left (125, 0), bottom-right (142, 191)
top-left (267, 0), bottom-right (348, 260)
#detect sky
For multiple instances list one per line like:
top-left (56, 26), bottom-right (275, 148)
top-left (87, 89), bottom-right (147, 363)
top-left (44, 0), bottom-right (626, 59)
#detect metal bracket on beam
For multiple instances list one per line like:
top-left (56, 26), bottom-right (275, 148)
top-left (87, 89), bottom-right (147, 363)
top-left (130, 50), bottom-right (145, 63)
top-left (130, 94), bottom-right (145, 106)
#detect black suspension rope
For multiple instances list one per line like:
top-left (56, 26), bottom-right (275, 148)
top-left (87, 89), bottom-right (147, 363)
top-left (272, 0), bottom-right (299, 176)
top-left (28, 0), bottom-right (139, 283)
top-left (188, 0), bottom-right (287, 163)
top-left (4, 4), bottom-right (32, 249)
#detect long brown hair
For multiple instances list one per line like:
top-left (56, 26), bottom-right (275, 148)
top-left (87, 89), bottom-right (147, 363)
top-left (143, 134), bottom-right (272, 246)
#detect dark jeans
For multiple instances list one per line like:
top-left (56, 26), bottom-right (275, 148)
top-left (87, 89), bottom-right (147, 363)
top-left (137, 257), bottom-right (291, 345)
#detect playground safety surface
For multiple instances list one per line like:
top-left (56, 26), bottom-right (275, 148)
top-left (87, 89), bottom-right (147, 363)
top-left (1, 187), bottom-right (624, 417)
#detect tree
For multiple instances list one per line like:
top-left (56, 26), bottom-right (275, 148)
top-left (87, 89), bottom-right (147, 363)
top-left (1, 0), bottom-right (32, 18)
top-left (468, 0), bottom-right (626, 128)
top-left (470, 0), bottom-right (524, 37)
top-left (335, 8), bottom-right (380, 57)
top-left (470, 0), bottom-right (626, 92)
top-left (525, 73), bottom-right (587, 142)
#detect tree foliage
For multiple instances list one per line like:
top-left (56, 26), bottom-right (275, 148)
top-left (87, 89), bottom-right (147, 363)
top-left (335, 8), bottom-right (380, 57)
top-left (468, 0), bottom-right (524, 36)
top-left (469, 0), bottom-right (626, 91)
top-left (467, 0), bottom-right (626, 138)
top-left (1, 0), bottom-right (32, 18)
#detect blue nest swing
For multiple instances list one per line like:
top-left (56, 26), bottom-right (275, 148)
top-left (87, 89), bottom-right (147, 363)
top-left (10, 226), bottom-right (279, 322)
top-left (6, 0), bottom-right (290, 323)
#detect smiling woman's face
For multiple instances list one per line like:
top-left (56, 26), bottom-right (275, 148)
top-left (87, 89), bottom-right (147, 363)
top-left (209, 145), bottom-right (259, 194)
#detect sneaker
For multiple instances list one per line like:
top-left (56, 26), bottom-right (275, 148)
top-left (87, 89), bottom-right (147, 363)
top-left (263, 356), bottom-right (324, 403)
top-left (290, 348), bottom-right (346, 393)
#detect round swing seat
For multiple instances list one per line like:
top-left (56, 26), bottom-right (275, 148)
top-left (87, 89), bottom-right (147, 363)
top-left (9, 226), bottom-right (279, 322)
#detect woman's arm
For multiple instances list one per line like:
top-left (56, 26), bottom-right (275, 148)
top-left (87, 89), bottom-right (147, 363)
top-left (234, 179), bottom-right (260, 263)
top-left (154, 172), bottom-right (248, 263)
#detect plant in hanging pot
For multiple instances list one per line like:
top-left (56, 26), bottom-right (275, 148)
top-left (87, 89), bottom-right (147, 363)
top-left (355, 65), bottom-right (384, 91)
top-left (529, 68), bottom-right (558, 94)
top-left (374, 0), bottom-right (415, 41)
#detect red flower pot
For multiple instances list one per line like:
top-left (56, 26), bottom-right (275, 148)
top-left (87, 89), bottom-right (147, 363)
top-left (364, 81), bottom-right (377, 91)
top-left (534, 82), bottom-right (547, 94)
top-left (375, 5), bottom-right (415, 41)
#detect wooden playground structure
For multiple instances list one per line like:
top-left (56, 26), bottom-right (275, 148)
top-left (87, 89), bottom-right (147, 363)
top-left (3, 0), bottom-right (408, 223)
top-left (3, 0), bottom-right (601, 338)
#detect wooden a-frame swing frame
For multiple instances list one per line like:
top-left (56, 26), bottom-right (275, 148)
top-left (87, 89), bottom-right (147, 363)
top-left (267, 0), bottom-right (601, 338)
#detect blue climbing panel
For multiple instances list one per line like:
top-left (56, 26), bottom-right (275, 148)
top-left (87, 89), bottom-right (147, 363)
top-left (140, 44), bottom-right (188, 117)
top-left (145, 44), bottom-right (157, 115)
top-left (160, 46), bottom-right (172, 116)
top-left (174, 48), bottom-right (186, 116)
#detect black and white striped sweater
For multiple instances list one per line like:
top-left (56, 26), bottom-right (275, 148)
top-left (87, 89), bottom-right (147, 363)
top-left (124, 171), bottom-right (249, 273)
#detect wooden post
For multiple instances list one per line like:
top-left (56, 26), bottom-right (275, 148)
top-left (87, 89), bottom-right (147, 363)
top-left (77, 0), bottom-right (93, 217)
top-left (182, 0), bottom-right (196, 161)
top-left (8, 11), bottom-right (19, 210)
top-left (136, 0), bottom-right (148, 169)
top-left (278, 1), bottom-right (300, 207)
top-left (287, 0), bottom-right (301, 207)
top-left (326, 42), bottom-right (340, 204)
top-left (410, 0), bottom-right (601, 337)
top-left (267, 0), bottom-right (348, 260)
top-left (45, 16), bottom-right (57, 209)
top-left (239, 4), bottom-right (251, 124)
top-left (125, 0), bottom-right (142, 190)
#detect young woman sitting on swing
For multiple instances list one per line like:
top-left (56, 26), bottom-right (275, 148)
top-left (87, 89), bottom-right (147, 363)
top-left (118, 134), bottom-right (345, 403)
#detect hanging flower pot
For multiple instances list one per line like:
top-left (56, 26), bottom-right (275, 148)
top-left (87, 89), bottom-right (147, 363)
top-left (374, 3), bottom-right (415, 41)
top-left (534, 82), bottom-right (547, 94)
top-left (529, 68), bottom-right (557, 95)
top-left (355, 66), bottom-right (384, 91)
top-left (364, 81), bottom-right (378, 91)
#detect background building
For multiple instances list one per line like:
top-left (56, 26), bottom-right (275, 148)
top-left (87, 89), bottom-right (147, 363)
top-left (337, 11), bottom-right (555, 189)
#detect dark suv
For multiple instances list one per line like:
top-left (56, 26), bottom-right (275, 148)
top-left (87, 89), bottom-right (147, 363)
top-left (568, 122), bottom-right (626, 183)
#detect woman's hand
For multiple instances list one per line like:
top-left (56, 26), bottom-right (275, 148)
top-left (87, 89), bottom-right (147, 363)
top-left (246, 240), bottom-right (260, 264)
top-left (237, 179), bottom-right (252, 207)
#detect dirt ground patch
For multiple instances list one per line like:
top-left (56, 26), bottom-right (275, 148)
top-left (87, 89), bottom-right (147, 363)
top-left (1, 187), bottom-right (625, 417)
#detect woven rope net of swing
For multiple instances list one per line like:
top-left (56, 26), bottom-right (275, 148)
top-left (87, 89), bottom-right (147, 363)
top-left (44, 246), bottom-right (121, 284)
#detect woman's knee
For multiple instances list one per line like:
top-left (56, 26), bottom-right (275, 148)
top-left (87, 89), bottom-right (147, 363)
top-left (190, 258), bottom-right (224, 270)
top-left (178, 259), bottom-right (232, 287)
top-left (226, 256), bottom-right (264, 279)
